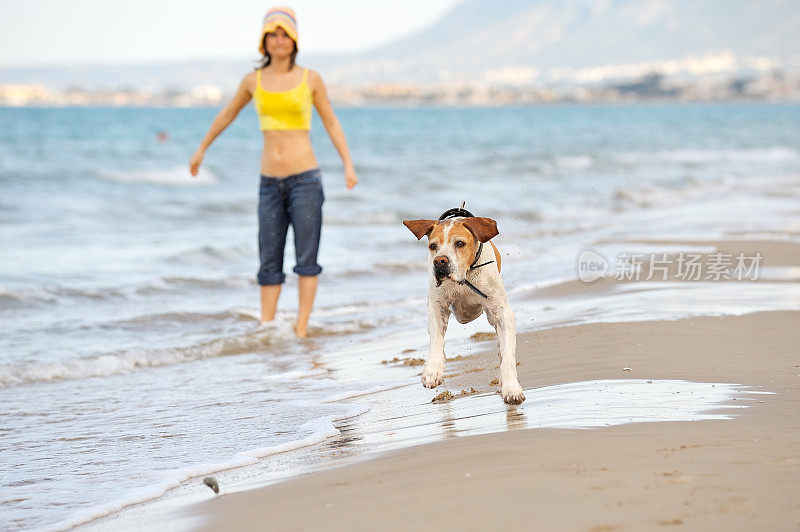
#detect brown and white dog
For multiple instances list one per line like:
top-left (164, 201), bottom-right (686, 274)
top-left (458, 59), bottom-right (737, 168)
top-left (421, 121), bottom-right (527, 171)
top-left (403, 215), bottom-right (525, 404)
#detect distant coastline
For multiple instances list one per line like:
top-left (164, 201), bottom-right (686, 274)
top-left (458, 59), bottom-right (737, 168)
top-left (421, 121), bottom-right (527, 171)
top-left (2, 71), bottom-right (798, 108)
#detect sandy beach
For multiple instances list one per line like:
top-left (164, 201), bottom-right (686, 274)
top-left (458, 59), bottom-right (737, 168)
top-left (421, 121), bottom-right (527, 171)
top-left (179, 233), bottom-right (800, 531)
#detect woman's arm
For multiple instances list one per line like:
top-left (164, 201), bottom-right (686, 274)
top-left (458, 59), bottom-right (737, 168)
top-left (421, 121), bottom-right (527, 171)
top-left (309, 70), bottom-right (358, 189)
top-left (189, 73), bottom-right (254, 177)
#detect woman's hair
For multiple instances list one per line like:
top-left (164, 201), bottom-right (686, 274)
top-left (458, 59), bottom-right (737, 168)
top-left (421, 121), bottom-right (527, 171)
top-left (256, 33), bottom-right (298, 70)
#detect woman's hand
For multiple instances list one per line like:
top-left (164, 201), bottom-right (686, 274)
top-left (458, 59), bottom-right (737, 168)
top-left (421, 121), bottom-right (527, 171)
top-left (344, 163), bottom-right (358, 190)
top-left (189, 150), bottom-right (204, 177)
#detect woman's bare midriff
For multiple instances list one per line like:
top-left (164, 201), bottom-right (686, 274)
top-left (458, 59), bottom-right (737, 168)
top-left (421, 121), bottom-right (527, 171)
top-left (260, 130), bottom-right (319, 177)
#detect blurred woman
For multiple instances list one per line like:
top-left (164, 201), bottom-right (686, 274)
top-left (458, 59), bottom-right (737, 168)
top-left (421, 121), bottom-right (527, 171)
top-left (189, 6), bottom-right (358, 337)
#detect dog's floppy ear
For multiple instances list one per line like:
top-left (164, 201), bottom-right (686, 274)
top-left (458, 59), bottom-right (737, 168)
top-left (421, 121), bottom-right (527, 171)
top-left (403, 219), bottom-right (437, 240)
top-left (462, 217), bottom-right (499, 242)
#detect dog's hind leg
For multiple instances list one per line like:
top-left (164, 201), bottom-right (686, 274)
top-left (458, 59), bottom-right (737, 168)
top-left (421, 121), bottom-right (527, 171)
top-left (422, 301), bottom-right (450, 388)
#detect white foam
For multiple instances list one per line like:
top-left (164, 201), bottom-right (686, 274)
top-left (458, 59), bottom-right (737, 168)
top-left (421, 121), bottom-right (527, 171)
top-left (99, 166), bottom-right (218, 185)
top-left (615, 146), bottom-right (800, 165)
top-left (758, 266), bottom-right (800, 281)
top-left (518, 280), bottom-right (800, 331)
top-left (611, 171), bottom-right (800, 211)
top-left (261, 368), bottom-right (330, 381)
top-left (555, 154), bottom-right (593, 170)
top-left (321, 379), bottom-right (417, 402)
top-left (0, 309), bottom-right (401, 388)
top-left (326, 211), bottom-right (399, 225)
top-left (614, 184), bottom-right (700, 208)
top-left (230, 307), bottom-right (261, 322)
top-left (315, 297), bottom-right (425, 318)
top-left (0, 326), bottom-right (296, 388)
top-left (509, 276), bottom-right (583, 293)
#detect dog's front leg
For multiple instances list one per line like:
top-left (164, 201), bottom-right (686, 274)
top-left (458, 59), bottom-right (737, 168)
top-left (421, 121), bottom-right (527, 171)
top-left (488, 306), bottom-right (525, 404)
top-left (422, 300), bottom-right (449, 388)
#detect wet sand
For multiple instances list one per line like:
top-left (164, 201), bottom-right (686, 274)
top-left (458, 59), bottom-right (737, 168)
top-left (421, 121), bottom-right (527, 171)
top-left (187, 310), bottom-right (800, 531)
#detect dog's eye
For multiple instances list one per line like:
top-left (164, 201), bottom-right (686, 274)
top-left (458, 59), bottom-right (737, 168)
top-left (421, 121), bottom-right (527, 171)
top-left (429, 243), bottom-right (437, 251)
top-left (455, 240), bottom-right (466, 248)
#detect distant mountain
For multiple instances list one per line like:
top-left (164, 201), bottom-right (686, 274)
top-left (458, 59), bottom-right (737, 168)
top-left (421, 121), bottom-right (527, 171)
top-left (2, 0), bottom-right (799, 90)
top-left (318, 0), bottom-right (800, 84)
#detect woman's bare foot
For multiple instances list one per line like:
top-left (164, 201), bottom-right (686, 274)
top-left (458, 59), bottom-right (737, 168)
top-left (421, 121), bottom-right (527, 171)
top-left (294, 320), bottom-right (309, 338)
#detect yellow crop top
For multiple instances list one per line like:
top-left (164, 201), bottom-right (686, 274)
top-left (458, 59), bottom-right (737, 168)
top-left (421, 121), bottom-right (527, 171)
top-left (253, 67), bottom-right (313, 131)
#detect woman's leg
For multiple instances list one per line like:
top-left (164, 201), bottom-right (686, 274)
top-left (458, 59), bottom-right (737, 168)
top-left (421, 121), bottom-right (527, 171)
top-left (287, 170), bottom-right (324, 337)
top-left (260, 284), bottom-right (281, 323)
top-left (295, 275), bottom-right (318, 337)
top-left (258, 177), bottom-right (289, 323)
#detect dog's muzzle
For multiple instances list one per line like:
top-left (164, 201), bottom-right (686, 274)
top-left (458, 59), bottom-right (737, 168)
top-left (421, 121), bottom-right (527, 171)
top-left (433, 255), bottom-right (452, 285)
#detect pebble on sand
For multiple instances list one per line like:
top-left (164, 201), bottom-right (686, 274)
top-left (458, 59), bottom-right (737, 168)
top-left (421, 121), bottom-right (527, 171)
top-left (203, 476), bottom-right (219, 494)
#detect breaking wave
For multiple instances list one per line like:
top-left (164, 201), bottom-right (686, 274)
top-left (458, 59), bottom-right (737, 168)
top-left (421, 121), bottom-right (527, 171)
top-left (98, 166), bottom-right (218, 185)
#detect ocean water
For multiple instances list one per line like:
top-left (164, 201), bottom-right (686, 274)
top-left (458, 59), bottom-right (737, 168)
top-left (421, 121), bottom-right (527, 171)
top-left (1, 103), bottom-right (800, 529)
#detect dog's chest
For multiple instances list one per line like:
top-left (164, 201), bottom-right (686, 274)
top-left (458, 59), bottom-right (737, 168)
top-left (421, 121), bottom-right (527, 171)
top-left (451, 298), bottom-right (484, 324)
top-left (434, 282), bottom-right (486, 324)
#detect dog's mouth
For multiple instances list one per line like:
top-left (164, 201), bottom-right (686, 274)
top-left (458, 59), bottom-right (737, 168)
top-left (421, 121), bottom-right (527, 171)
top-left (434, 271), bottom-right (464, 286)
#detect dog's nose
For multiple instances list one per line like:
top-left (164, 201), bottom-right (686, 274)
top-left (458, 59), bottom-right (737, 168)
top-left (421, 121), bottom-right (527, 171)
top-left (433, 255), bottom-right (449, 268)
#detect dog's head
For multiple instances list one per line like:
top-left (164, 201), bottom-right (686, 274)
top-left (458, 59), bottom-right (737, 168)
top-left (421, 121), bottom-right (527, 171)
top-left (403, 217), bottom-right (498, 285)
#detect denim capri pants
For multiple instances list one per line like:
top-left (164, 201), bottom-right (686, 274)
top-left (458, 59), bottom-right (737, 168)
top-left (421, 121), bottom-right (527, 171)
top-left (257, 167), bottom-right (325, 285)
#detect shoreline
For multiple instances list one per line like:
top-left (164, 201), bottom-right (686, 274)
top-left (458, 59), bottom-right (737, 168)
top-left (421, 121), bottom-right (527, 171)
top-left (181, 310), bottom-right (799, 531)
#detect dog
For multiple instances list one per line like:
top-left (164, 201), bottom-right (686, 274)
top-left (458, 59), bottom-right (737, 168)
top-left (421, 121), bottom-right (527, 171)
top-left (403, 210), bottom-right (525, 405)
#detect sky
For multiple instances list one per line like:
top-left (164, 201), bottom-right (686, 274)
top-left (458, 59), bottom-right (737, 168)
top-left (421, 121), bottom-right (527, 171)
top-left (0, 0), bottom-right (461, 67)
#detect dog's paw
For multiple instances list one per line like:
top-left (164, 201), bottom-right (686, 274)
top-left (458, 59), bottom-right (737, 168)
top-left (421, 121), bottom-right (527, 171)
top-left (502, 381), bottom-right (526, 405)
top-left (421, 364), bottom-right (444, 388)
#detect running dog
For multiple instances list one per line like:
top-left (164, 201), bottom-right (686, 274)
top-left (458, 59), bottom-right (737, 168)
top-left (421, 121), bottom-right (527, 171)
top-left (403, 208), bottom-right (525, 404)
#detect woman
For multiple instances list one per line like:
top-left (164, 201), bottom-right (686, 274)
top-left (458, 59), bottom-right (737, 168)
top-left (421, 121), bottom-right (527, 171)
top-left (189, 6), bottom-right (357, 337)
